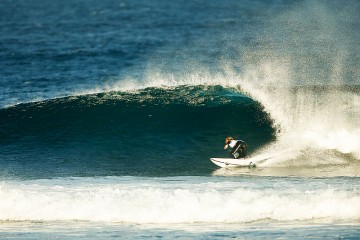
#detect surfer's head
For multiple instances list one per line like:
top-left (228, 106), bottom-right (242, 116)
top-left (225, 137), bottom-right (233, 143)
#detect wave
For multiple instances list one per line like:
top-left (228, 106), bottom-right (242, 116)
top-left (1, 83), bottom-right (360, 178)
top-left (1, 177), bottom-right (359, 223)
top-left (0, 85), bottom-right (274, 178)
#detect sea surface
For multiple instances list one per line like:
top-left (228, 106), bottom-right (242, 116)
top-left (1, 0), bottom-right (360, 239)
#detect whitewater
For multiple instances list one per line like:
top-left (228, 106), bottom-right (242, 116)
top-left (1, 0), bottom-right (360, 239)
top-left (1, 176), bottom-right (360, 223)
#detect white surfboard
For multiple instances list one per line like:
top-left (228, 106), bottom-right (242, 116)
top-left (210, 158), bottom-right (255, 167)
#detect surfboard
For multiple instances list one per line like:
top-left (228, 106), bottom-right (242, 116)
top-left (210, 152), bottom-right (276, 168)
top-left (210, 158), bottom-right (256, 168)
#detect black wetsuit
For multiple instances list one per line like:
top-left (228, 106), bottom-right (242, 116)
top-left (229, 140), bottom-right (247, 159)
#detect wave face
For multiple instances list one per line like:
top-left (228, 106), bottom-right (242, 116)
top-left (1, 84), bottom-right (359, 180)
top-left (0, 85), bottom-right (274, 179)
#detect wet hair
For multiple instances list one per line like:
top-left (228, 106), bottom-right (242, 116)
top-left (226, 137), bottom-right (234, 141)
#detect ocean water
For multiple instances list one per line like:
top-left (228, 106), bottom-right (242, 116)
top-left (1, 0), bottom-right (359, 239)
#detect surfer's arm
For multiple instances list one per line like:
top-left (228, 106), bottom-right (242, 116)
top-left (224, 144), bottom-right (228, 149)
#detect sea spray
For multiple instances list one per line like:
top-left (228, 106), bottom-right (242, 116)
top-left (234, 0), bottom-right (360, 161)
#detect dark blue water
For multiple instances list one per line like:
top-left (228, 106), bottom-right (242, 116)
top-left (1, 0), bottom-right (359, 239)
top-left (1, 0), bottom-right (279, 106)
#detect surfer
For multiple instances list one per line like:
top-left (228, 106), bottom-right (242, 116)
top-left (224, 137), bottom-right (247, 159)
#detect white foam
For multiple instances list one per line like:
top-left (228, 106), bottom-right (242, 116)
top-left (0, 179), bottom-right (359, 223)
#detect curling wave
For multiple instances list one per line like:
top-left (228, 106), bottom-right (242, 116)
top-left (0, 85), bottom-right (273, 178)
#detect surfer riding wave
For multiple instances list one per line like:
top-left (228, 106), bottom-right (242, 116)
top-left (224, 137), bottom-right (248, 159)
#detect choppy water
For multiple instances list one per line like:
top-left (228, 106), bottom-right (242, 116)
top-left (1, 0), bottom-right (359, 239)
